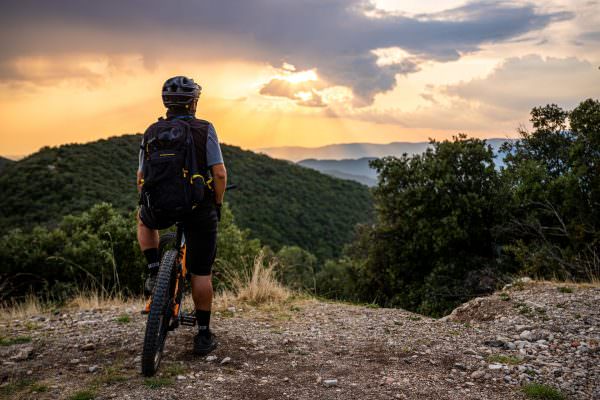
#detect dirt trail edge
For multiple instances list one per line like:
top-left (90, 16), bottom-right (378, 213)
top-left (1, 281), bottom-right (598, 399)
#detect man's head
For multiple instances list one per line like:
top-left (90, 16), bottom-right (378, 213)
top-left (162, 76), bottom-right (202, 114)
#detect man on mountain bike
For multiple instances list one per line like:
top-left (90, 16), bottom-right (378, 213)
top-left (136, 76), bottom-right (226, 355)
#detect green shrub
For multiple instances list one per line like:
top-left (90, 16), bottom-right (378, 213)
top-left (522, 383), bottom-right (565, 400)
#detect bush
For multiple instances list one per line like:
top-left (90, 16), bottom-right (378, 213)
top-left (275, 246), bottom-right (318, 292)
top-left (0, 202), bottom-right (265, 301)
top-left (0, 203), bottom-right (143, 300)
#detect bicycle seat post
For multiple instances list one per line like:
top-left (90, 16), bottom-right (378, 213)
top-left (175, 222), bottom-right (184, 250)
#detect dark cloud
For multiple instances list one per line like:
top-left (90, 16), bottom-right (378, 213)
top-left (0, 0), bottom-right (573, 104)
top-left (579, 31), bottom-right (600, 42)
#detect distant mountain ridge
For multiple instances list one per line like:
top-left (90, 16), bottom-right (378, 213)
top-left (298, 158), bottom-right (378, 187)
top-left (284, 139), bottom-right (514, 186)
top-left (259, 141), bottom-right (429, 162)
top-left (260, 139), bottom-right (513, 162)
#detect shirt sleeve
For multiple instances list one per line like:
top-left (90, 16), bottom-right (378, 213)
top-left (138, 138), bottom-right (145, 172)
top-left (206, 123), bottom-right (224, 167)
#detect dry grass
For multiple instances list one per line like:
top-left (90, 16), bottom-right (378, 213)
top-left (1, 252), bottom-right (295, 320)
top-left (0, 294), bottom-right (45, 320)
top-left (532, 279), bottom-right (600, 289)
top-left (218, 251), bottom-right (292, 307)
top-left (66, 290), bottom-right (143, 310)
top-left (0, 291), bottom-right (144, 321)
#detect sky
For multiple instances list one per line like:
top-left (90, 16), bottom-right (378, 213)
top-left (0, 0), bottom-right (599, 157)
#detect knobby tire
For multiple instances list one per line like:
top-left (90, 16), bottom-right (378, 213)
top-left (141, 249), bottom-right (177, 376)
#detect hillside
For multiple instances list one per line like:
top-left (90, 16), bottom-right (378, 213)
top-left (0, 135), bottom-right (373, 259)
top-left (0, 157), bottom-right (13, 174)
top-left (0, 281), bottom-right (597, 399)
top-left (298, 158), bottom-right (378, 187)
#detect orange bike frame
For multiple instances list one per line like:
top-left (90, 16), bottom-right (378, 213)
top-left (171, 244), bottom-right (187, 318)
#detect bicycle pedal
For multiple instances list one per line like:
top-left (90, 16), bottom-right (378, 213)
top-left (180, 313), bottom-right (196, 326)
top-left (140, 298), bottom-right (152, 315)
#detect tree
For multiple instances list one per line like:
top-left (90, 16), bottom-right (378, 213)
top-left (349, 135), bottom-right (513, 316)
top-left (502, 99), bottom-right (600, 280)
top-left (275, 246), bottom-right (318, 292)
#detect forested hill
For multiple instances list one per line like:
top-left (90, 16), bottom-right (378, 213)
top-left (0, 135), bottom-right (373, 259)
top-left (0, 156), bottom-right (13, 174)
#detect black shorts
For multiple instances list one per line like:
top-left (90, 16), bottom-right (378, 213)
top-left (139, 205), bottom-right (218, 276)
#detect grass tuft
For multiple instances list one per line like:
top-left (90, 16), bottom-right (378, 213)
top-left (69, 389), bottom-right (96, 400)
top-left (222, 252), bottom-right (291, 305)
top-left (67, 290), bottom-right (143, 310)
top-left (0, 294), bottom-right (44, 320)
top-left (143, 376), bottom-right (172, 389)
top-left (0, 378), bottom-right (34, 396)
top-left (115, 314), bottom-right (130, 324)
top-left (164, 363), bottom-right (186, 377)
top-left (93, 366), bottom-right (128, 385)
top-left (487, 354), bottom-right (523, 365)
top-left (29, 382), bottom-right (49, 393)
top-left (557, 286), bottom-right (573, 294)
top-left (522, 383), bottom-right (565, 400)
top-left (0, 335), bottom-right (32, 346)
top-left (499, 292), bottom-right (511, 301)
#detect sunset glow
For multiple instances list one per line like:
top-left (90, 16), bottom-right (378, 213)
top-left (1, 0), bottom-right (598, 157)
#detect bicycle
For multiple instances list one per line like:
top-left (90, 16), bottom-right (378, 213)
top-left (141, 185), bottom-right (235, 377)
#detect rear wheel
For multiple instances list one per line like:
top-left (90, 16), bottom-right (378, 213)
top-left (141, 249), bottom-right (177, 376)
top-left (159, 232), bottom-right (176, 254)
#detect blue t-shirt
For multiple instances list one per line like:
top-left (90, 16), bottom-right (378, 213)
top-left (138, 122), bottom-right (223, 171)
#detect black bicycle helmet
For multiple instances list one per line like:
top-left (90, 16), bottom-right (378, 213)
top-left (161, 76), bottom-right (202, 109)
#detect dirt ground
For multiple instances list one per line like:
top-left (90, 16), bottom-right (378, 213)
top-left (1, 281), bottom-right (598, 399)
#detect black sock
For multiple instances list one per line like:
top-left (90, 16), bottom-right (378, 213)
top-left (143, 248), bottom-right (160, 271)
top-left (196, 310), bottom-right (211, 336)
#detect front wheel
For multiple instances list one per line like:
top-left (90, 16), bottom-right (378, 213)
top-left (141, 249), bottom-right (177, 376)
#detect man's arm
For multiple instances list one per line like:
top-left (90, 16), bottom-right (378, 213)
top-left (137, 170), bottom-right (144, 193)
top-left (211, 163), bottom-right (227, 205)
top-left (206, 123), bottom-right (226, 206)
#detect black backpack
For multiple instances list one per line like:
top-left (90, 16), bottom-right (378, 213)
top-left (140, 118), bottom-right (207, 219)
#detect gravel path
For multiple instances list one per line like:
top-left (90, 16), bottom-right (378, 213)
top-left (1, 281), bottom-right (598, 399)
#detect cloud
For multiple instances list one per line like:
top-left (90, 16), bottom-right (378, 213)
top-left (0, 58), bottom-right (105, 86)
top-left (324, 55), bottom-right (600, 133)
top-left (260, 78), bottom-right (327, 107)
top-left (260, 78), bottom-right (321, 99)
top-left (1, 0), bottom-right (573, 104)
top-left (444, 55), bottom-right (600, 111)
top-left (579, 31), bottom-right (600, 42)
